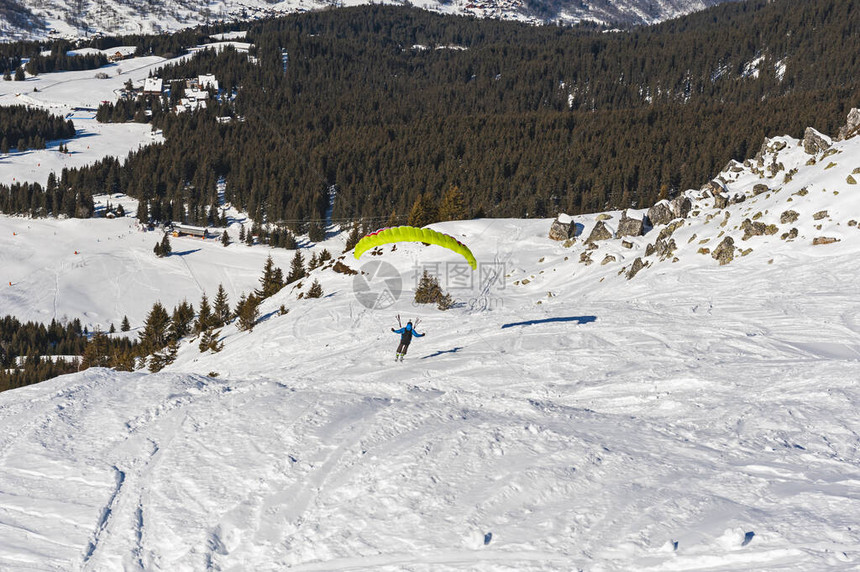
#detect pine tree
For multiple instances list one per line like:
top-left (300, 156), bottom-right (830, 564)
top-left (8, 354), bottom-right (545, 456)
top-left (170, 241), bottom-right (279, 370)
top-left (407, 193), bottom-right (439, 228)
top-left (160, 234), bottom-right (172, 256)
top-left (286, 250), bottom-right (306, 283)
top-left (414, 270), bottom-right (452, 309)
top-left (195, 293), bottom-right (213, 335)
top-left (109, 323), bottom-right (116, 334)
top-left (344, 223), bottom-right (361, 252)
top-left (238, 224), bottom-right (246, 242)
top-left (258, 255), bottom-right (284, 299)
top-left (307, 279), bottom-right (323, 298)
top-left (121, 315), bottom-right (131, 332)
top-left (198, 328), bottom-right (223, 353)
top-left (139, 301), bottom-right (170, 353)
top-left (245, 228), bottom-right (254, 246)
top-left (236, 294), bottom-right (259, 332)
top-left (213, 284), bottom-right (230, 326)
top-left (169, 300), bottom-right (195, 340)
top-left (438, 185), bottom-right (468, 221)
top-left (81, 327), bottom-right (110, 369)
top-left (221, 230), bottom-right (230, 246)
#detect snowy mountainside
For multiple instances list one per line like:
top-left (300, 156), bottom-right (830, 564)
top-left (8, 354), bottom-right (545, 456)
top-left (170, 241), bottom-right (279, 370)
top-left (0, 0), bottom-right (733, 41)
top-left (0, 117), bottom-right (859, 570)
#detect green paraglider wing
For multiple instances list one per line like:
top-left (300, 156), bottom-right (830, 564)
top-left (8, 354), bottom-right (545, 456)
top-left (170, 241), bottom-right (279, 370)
top-left (354, 226), bottom-right (477, 269)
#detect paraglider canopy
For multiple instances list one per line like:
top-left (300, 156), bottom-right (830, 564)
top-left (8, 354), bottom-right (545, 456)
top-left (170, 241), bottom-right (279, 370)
top-left (354, 226), bottom-right (477, 269)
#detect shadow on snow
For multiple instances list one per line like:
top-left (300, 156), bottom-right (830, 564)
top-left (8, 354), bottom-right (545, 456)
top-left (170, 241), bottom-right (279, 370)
top-left (500, 315), bottom-right (597, 329)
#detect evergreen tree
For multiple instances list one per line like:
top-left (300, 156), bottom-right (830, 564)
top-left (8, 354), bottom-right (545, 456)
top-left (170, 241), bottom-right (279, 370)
top-left (414, 270), bottom-right (452, 309)
top-left (407, 193), bottom-right (438, 228)
top-left (213, 284), bottom-right (230, 326)
top-left (286, 250), bottom-right (306, 283)
top-left (195, 293), bottom-right (213, 335)
top-left (238, 224), bottom-right (246, 242)
top-left (139, 301), bottom-right (170, 353)
top-left (155, 233), bottom-right (172, 257)
top-left (344, 223), bottom-right (361, 253)
top-left (169, 300), bottom-right (195, 340)
top-left (198, 328), bottom-right (223, 353)
top-left (235, 294), bottom-right (260, 332)
top-left (308, 222), bottom-right (325, 242)
top-left (221, 230), bottom-right (230, 246)
top-left (257, 255), bottom-right (285, 299)
top-left (307, 279), bottom-right (323, 298)
top-left (438, 186), bottom-right (468, 221)
top-left (121, 315), bottom-right (131, 332)
top-left (81, 327), bottom-right (110, 369)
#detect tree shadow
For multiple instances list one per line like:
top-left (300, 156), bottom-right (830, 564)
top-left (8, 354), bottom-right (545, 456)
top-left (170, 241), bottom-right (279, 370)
top-left (421, 346), bottom-right (464, 359)
top-left (501, 315), bottom-right (596, 329)
top-left (170, 248), bottom-right (202, 257)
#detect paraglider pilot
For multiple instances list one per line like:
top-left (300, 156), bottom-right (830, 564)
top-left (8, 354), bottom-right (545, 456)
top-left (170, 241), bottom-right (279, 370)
top-left (392, 321), bottom-right (424, 361)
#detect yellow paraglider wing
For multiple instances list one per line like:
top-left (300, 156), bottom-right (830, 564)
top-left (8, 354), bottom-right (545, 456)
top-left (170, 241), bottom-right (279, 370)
top-left (354, 226), bottom-right (477, 269)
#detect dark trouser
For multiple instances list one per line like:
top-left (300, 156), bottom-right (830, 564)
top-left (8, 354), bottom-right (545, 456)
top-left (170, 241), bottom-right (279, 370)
top-left (397, 341), bottom-right (410, 355)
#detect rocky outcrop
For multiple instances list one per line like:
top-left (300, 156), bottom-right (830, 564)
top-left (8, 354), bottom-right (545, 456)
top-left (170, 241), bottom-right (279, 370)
top-left (586, 220), bottom-right (613, 243)
top-left (647, 201), bottom-right (673, 227)
top-left (837, 108), bottom-right (860, 141)
top-left (812, 237), bottom-right (839, 245)
top-left (780, 210), bottom-right (799, 224)
top-left (548, 217), bottom-right (574, 241)
top-left (752, 184), bottom-right (769, 196)
top-left (669, 196), bottom-right (692, 220)
top-left (626, 257), bottom-right (645, 280)
top-left (741, 219), bottom-right (779, 240)
top-left (617, 210), bottom-right (644, 237)
top-left (803, 127), bottom-right (832, 155)
top-left (712, 236), bottom-right (735, 265)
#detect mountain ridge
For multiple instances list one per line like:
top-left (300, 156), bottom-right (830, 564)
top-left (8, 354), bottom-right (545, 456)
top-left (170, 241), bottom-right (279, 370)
top-left (0, 0), bottom-right (733, 41)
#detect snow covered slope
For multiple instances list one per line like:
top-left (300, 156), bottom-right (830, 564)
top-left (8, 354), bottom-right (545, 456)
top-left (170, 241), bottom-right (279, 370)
top-left (0, 0), bottom-right (732, 42)
top-left (0, 117), bottom-right (859, 570)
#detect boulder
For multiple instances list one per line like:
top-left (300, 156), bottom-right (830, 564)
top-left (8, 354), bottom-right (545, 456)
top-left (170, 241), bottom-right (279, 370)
top-left (713, 193), bottom-right (729, 209)
top-left (752, 184), bottom-right (769, 196)
top-left (702, 180), bottom-right (726, 197)
top-left (741, 219), bottom-right (779, 240)
top-left (549, 217), bottom-right (574, 241)
top-left (780, 210), bottom-right (799, 224)
top-left (626, 257), bottom-right (645, 280)
top-left (837, 108), bottom-right (860, 141)
top-left (617, 210), bottom-right (644, 237)
top-left (803, 127), bottom-right (832, 155)
top-left (647, 201), bottom-right (674, 227)
top-left (812, 237), bottom-right (839, 246)
top-left (669, 196), bottom-right (692, 219)
top-left (586, 220), bottom-right (613, 243)
top-left (711, 236), bottom-right (735, 265)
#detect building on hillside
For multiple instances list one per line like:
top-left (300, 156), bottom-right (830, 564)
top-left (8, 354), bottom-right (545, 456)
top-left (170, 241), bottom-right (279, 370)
top-left (198, 74), bottom-right (219, 91)
top-left (143, 77), bottom-right (163, 95)
top-left (106, 46), bottom-right (136, 62)
top-left (170, 224), bottom-right (209, 239)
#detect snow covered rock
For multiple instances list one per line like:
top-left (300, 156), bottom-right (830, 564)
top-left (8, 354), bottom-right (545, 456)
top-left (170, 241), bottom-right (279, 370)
top-left (669, 196), bottom-right (692, 220)
top-left (837, 108), bottom-right (860, 140)
top-left (548, 216), bottom-right (575, 241)
top-left (803, 127), bottom-right (832, 155)
top-left (586, 220), bottom-right (613, 243)
top-left (647, 201), bottom-right (674, 227)
top-left (617, 210), bottom-right (644, 237)
top-left (712, 236), bottom-right (735, 265)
